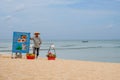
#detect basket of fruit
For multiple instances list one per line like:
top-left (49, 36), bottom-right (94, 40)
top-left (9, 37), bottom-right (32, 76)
top-left (46, 44), bottom-right (56, 60)
top-left (26, 53), bottom-right (35, 59)
top-left (46, 52), bottom-right (56, 60)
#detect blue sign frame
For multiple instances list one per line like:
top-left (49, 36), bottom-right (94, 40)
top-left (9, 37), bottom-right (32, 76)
top-left (12, 32), bottom-right (30, 53)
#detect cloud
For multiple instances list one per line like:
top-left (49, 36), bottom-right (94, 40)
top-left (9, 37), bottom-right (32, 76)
top-left (67, 8), bottom-right (118, 17)
top-left (4, 15), bottom-right (13, 21)
top-left (4, 15), bottom-right (14, 27)
top-left (14, 4), bottom-right (25, 12)
top-left (8, 25), bottom-right (14, 28)
top-left (48, 0), bottom-right (79, 5)
top-left (115, 0), bottom-right (120, 2)
top-left (25, 0), bottom-right (80, 7)
top-left (5, 0), bottom-right (13, 2)
top-left (106, 24), bottom-right (114, 29)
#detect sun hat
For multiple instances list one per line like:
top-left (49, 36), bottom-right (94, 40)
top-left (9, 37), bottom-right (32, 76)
top-left (34, 32), bottom-right (40, 35)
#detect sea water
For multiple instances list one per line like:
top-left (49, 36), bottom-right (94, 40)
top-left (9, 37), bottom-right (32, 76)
top-left (0, 39), bottom-right (120, 63)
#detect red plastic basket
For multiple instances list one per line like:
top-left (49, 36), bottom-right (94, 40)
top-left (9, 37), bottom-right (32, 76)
top-left (26, 55), bottom-right (35, 59)
top-left (48, 57), bottom-right (55, 60)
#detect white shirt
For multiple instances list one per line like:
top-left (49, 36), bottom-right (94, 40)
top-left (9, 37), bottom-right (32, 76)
top-left (32, 37), bottom-right (42, 48)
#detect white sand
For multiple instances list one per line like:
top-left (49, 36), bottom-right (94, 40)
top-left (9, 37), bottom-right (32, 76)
top-left (0, 54), bottom-right (120, 80)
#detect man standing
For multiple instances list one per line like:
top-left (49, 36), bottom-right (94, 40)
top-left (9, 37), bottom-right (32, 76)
top-left (31, 32), bottom-right (42, 58)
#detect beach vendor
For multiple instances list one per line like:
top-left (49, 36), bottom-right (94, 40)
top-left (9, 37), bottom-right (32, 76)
top-left (30, 32), bottom-right (42, 58)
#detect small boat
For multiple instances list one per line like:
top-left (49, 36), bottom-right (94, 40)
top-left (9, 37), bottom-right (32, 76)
top-left (82, 41), bottom-right (88, 43)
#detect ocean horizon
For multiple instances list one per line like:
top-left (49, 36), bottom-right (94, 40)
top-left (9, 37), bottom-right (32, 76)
top-left (0, 39), bottom-right (120, 63)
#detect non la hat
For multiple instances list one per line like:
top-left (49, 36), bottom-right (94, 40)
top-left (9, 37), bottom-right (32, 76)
top-left (34, 32), bottom-right (40, 35)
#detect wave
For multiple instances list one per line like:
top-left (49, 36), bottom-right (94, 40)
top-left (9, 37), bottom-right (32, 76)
top-left (0, 47), bottom-right (101, 52)
top-left (114, 46), bottom-right (120, 48)
top-left (0, 45), bottom-right (120, 53)
top-left (61, 44), bottom-right (76, 47)
top-left (55, 47), bottom-right (102, 50)
top-left (0, 47), bottom-right (9, 48)
top-left (0, 50), bottom-right (12, 52)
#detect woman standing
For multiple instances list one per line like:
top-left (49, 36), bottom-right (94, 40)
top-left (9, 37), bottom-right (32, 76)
top-left (31, 32), bottom-right (42, 58)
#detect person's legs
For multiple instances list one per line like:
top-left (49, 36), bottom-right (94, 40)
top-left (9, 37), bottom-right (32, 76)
top-left (36, 48), bottom-right (40, 58)
top-left (33, 47), bottom-right (36, 58)
top-left (33, 47), bottom-right (36, 54)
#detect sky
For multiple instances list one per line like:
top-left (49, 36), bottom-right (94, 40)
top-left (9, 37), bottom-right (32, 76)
top-left (0, 0), bottom-right (120, 40)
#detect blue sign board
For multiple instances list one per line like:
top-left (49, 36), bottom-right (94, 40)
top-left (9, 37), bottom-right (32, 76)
top-left (12, 32), bottom-right (30, 53)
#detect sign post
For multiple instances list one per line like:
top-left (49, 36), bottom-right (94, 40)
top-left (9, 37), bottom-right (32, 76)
top-left (12, 32), bottom-right (30, 58)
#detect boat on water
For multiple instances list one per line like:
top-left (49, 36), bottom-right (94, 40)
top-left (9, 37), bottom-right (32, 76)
top-left (82, 41), bottom-right (88, 43)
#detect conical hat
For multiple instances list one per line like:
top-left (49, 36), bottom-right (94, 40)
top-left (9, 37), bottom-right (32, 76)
top-left (34, 32), bottom-right (40, 35)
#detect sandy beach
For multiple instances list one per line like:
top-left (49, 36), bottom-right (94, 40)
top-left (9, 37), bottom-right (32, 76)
top-left (0, 54), bottom-right (120, 80)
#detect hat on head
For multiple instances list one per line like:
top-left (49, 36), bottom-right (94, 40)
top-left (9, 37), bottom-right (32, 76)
top-left (34, 32), bottom-right (40, 35)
